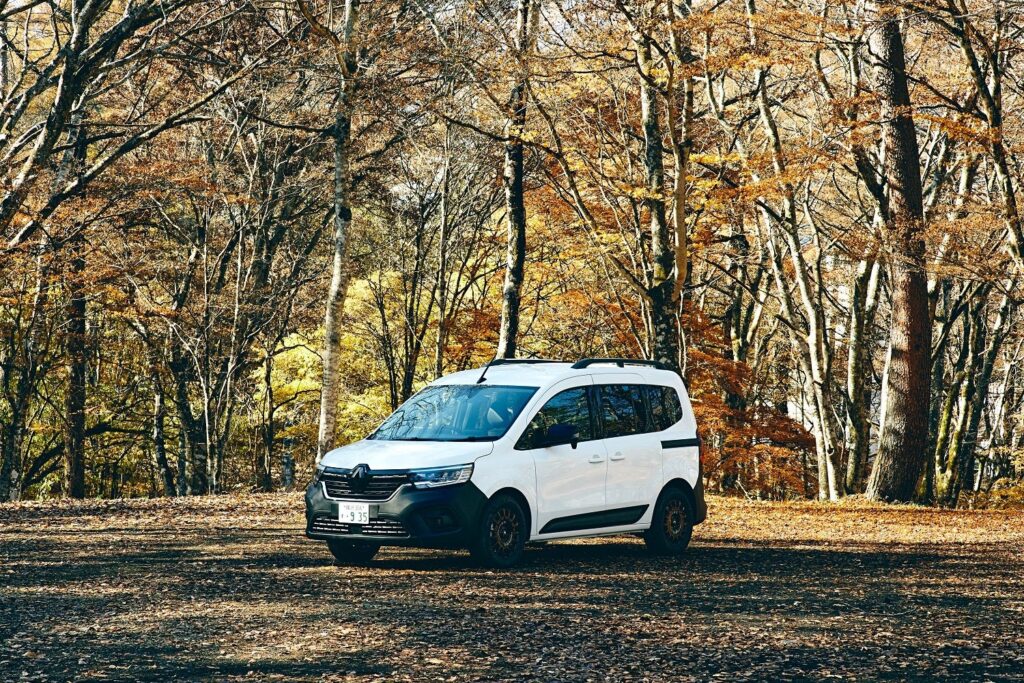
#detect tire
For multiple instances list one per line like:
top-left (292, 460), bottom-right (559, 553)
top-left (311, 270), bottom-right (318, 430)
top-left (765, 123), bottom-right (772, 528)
top-left (644, 486), bottom-right (695, 556)
top-left (326, 539), bottom-right (379, 565)
top-left (470, 493), bottom-right (528, 568)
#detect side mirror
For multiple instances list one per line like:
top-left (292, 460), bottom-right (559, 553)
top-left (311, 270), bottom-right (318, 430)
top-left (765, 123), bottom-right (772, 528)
top-left (544, 423), bottom-right (579, 449)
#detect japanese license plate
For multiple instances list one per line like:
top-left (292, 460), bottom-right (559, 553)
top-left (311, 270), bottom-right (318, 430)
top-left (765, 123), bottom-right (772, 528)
top-left (338, 502), bottom-right (370, 525)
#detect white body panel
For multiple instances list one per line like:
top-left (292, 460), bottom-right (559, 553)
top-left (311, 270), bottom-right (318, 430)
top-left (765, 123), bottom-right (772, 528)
top-left (595, 372), bottom-right (662, 521)
top-left (321, 361), bottom-right (701, 542)
top-left (530, 440), bottom-right (609, 534)
top-left (520, 377), bottom-right (607, 533)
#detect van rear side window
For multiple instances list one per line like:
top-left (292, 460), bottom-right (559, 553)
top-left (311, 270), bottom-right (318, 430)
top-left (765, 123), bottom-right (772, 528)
top-left (598, 385), bottom-right (648, 437)
top-left (647, 385), bottom-right (684, 431)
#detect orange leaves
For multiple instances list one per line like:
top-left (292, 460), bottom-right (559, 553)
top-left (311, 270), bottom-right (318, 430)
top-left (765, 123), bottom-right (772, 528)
top-left (682, 305), bottom-right (815, 500)
top-left (915, 113), bottom-right (997, 148)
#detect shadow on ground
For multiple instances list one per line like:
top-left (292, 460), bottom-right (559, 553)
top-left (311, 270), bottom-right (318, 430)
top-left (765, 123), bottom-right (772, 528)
top-left (1, 497), bottom-right (1022, 682)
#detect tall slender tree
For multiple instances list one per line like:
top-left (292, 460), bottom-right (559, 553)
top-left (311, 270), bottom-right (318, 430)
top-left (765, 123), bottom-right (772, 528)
top-left (299, 0), bottom-right (363, 462)
top-left (865, 0), bottom-right (931, 502)
top-left (496, 0), bottom-right (540, 359)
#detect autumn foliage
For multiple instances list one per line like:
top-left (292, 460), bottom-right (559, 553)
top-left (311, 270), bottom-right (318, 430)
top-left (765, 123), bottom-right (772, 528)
top-left (0, 0), bottom-right (1022, 505)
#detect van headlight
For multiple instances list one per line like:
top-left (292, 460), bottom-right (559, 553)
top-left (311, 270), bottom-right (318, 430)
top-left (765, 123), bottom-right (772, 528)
top-left (409, 464), bottom-right (473, 489)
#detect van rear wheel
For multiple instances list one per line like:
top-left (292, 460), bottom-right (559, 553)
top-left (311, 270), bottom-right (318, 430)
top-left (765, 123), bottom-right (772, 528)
top-left (327, 540), bottom-right (379, 565)
top-left (470, 493), bottom-right (527, 568)
top-left (645, 487), bottom-right (694, 556)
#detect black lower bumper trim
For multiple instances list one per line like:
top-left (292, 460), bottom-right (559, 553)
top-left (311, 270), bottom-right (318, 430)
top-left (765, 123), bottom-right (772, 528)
top-left (309, 515), bottom-right (409, 538)
top-left (305, 479), bottom-right (487, 548)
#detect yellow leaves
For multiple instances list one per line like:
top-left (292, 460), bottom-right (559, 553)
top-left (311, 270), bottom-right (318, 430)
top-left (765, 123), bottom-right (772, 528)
top-left (691, 152), bottom-right (744, 167)
top-left (618, 183), bottom-right (668, 203)
top-left (977, 483), bottom-right (1024, 509)
top-left (267, 334), bottom-right (322, 391)
top-left (334, 390), bottom-right (392, 446)
top-left (519, 130), bottom-right (543, 144)
top-left (730, 52), bottom-right (779, 73)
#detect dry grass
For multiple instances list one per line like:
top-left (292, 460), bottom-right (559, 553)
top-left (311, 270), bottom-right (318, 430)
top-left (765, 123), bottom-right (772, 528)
top-left (2, 494), bottom-right (1022, 682)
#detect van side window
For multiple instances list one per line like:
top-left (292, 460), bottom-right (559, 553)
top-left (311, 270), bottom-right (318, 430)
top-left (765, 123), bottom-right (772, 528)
top-left (599, 385), bottom-right (647, 438)
top-left (647, 385), bottom-right (684, 431)
top-left (516, 387), bottom-right (594, 450)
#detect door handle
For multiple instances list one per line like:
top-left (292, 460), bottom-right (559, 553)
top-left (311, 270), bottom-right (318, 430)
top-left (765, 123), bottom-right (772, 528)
top-left (609, 452), bottom-right (625, 461)
top-left (588, 455), bottom-right (605, 464)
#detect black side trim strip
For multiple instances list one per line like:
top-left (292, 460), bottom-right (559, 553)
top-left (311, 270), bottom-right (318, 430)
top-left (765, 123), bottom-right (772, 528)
top-left (540, 505), bottom-right (649, 534)
top-left (662, 437), bottom-right (700, 449)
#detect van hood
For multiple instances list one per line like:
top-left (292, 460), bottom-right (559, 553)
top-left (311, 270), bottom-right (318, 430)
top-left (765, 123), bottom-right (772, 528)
top-left (319, 439), bottom-right (494, 471)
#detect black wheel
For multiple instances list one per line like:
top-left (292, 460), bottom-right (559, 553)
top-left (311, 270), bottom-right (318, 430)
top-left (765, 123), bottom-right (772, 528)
top-left (470, 493), bottom-right (527, 568)
top-left (326, 539), bottom-right (379, 565)
top-left (644, 487), bottom-right (695, 556)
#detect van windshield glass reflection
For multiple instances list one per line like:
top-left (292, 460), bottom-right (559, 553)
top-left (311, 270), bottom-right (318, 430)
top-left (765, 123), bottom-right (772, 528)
top-left (370, 385), bottom-right (538, 442)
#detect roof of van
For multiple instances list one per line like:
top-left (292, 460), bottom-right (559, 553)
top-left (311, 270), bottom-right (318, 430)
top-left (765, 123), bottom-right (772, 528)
top-left (432, 360), bottom-right (681, 388)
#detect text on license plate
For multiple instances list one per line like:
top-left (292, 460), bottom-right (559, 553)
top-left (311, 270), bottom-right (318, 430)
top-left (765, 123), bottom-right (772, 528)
top-left (338, 502), bottom-right (370, 525)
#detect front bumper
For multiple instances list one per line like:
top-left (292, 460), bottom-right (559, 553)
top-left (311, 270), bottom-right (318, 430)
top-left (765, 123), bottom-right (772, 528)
top-left (304, 479), bottom-right (487, 548)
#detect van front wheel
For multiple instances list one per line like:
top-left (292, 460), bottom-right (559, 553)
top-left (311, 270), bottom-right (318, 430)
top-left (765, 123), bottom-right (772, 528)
top-left (470, 493), bottom-right (527, 568)
top-left (645, 487), bottom-right (694, 555)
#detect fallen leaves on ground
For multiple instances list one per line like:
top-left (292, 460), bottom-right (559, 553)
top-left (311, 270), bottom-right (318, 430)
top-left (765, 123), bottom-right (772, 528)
top-left (1, 494), bottom-right (1022, 682)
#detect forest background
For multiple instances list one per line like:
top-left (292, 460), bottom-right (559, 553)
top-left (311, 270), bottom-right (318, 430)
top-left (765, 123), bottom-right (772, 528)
top-left (2, 0), bottom-right (1023, 508)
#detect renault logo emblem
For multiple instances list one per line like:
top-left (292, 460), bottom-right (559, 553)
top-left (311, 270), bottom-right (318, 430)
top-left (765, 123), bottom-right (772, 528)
top-left (348, 464), bottom-right (370, 492)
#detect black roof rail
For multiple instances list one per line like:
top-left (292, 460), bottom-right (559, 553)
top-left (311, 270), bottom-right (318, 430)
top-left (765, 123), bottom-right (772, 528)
top-left (571, 357), bottom-right (670, 370)
top-left (488, 358), bottom-right (564, 366)
top-left (476, 358), bottom-right (565, 383)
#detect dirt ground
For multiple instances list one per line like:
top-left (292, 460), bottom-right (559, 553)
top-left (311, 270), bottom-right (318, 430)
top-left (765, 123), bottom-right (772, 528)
top-left (1, 494), bottom-right (1022, 682)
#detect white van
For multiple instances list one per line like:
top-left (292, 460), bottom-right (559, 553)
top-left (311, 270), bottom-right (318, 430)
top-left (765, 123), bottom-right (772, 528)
top-left (305, 358), bottom-right (706, 567)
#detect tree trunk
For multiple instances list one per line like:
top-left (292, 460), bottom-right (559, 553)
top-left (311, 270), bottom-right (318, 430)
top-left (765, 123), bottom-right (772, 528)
top-left (0, 237), bottom-right (52, 501)
top-left (924, 161), bottom-right (976, 502)
top-left (949, 292), bottom-right (1013, 506)
top-left (399, 204), bottom-right (440, 402)
top-left (865, 1), bottom-right (931, 502)
top-left (922, 342), bottom-right (945, 504)
top-left (496, 0), bottom-right (538, 359)
top-left (434, 124), bottom-right (452, 378)
top-left (310, 0), bottom-right (360, 463)
top-left (765, 233), bottom-right (841, 500)
top-left (932, 311), bottom-right (968, 502)
top-left (845, 258), bottom-right (880, 492)
top-left (169, 348), bottom-right (208, 494)
top-left (176, 429), bottom-right (189, 496)
top-left (151, 381), bottom-right (176, 496)
top-left (260, 352), bottom-right (275, 492)
top-left (317, 112), bottom-right (355, 461)
top-left (64, 236), bottom-right (87, 498)
top-left (57, 0), bottom-right (91, 502)
top-left (0, 418), bottom-right (20, 502)
top-left (637, 34), bottom-right (679, 372)
top-left (281, 435), bottom-right (295, 492)
top-left (935, 298), bottom-right (981, 506)
top-left (743, 0), bottom-right (840, 498)
top-left (667, 0), bottom-right (694, 315)
top-left (0, 18), bottom-right (9, 99)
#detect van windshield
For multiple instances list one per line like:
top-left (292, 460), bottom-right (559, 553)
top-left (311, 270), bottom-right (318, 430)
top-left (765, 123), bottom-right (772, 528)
top-left (370, 385), bottom-right (538, 442)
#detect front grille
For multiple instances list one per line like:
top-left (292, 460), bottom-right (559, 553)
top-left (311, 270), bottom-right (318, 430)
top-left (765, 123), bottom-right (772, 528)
top-left (310, 515), bottom-right (409, 538)
top-left (321, 471), bottom-right (408, 501)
